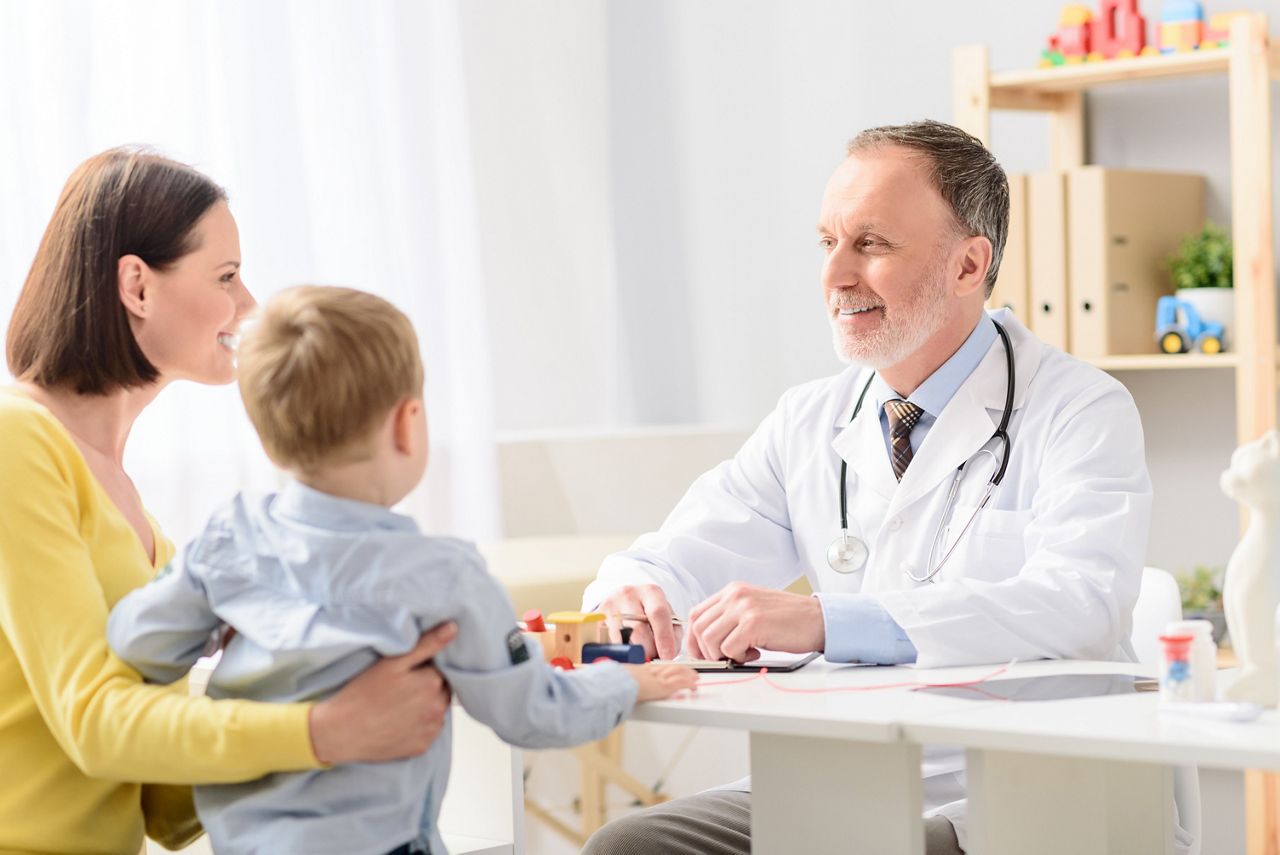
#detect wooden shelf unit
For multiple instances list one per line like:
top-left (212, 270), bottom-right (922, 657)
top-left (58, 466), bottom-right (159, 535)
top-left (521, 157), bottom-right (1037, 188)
top-left (955, 15), bottom-right (1276, 854)
top-left (954, 13), bottom-right (1275, 441)
top-left (1088, 353), bottom-right (1238, 371)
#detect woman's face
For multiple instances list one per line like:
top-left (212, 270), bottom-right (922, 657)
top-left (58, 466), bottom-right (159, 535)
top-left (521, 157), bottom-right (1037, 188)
top-left (131, 200), bottom-right (256, 385)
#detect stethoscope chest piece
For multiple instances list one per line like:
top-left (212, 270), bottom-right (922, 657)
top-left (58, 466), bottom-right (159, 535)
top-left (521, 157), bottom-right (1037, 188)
top-left (827, 533), bottom-right (869, 574)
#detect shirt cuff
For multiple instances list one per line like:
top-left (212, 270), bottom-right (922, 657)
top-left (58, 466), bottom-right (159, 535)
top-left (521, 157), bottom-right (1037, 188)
top-left (815, 592), bottom-right (918, 664)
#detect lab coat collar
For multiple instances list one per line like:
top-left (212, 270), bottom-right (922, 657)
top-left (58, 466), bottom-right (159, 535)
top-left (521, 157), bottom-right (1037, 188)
top-left (889, 309), bottom-right (1042, 514)
top-left (831, 369), bottom-right (898, 501)
top-left (829, 310), bottom-right (1044, 512)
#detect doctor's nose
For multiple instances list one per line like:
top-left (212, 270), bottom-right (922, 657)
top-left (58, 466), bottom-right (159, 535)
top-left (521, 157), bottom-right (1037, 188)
top-left (821, 242), bottom-right (864, 290)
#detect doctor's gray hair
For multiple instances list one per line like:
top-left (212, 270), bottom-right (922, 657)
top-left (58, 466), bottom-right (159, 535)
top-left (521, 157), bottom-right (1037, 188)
top-left (847, 120), bottom-right (1009, 297)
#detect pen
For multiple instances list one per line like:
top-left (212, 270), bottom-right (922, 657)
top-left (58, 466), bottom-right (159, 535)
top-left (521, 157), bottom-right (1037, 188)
top-left (615, 612), bottom-right (686, 627)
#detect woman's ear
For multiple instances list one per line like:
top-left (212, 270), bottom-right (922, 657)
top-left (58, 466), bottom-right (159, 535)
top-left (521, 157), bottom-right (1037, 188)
top-left (392, 397), bottom-right (423, 456)
top-left (118, 254), bottom-right (151, 318)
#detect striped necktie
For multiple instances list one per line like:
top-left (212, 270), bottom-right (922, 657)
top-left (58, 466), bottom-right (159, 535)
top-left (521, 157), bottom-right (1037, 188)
top-left (884, 399), bottom-right (923, 481)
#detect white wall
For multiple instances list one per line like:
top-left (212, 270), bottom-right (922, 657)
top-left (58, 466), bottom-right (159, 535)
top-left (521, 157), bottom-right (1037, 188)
top-left (459, 0), bottom-right (1280, 575)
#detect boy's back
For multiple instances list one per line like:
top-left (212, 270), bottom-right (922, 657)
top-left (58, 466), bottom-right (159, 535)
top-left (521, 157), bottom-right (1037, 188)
top-left (109, 481), bottom-right (637, 855)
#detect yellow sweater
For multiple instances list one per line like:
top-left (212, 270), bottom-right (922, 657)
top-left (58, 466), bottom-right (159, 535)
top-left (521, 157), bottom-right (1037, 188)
top-left (0, 389), bottom-right (319, 854)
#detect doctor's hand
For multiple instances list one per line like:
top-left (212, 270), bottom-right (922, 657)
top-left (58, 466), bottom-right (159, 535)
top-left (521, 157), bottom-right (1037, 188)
top-left (686, 584), bottom-right (825, 663)
top-left (597, 584), bottom-right (682, 660)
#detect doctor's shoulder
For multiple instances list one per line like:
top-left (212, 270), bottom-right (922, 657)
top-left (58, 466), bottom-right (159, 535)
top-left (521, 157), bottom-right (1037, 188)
top-left (1029, 347), bottom-right (1137, 417)
top-left (772, 365), bottom-right (869, 428)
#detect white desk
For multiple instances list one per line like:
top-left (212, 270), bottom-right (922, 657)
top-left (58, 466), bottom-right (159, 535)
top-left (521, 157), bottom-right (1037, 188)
top-left (903, 665), bottom-right (1280, 855)
top-left (630, 658), bottom-right (1227, 855)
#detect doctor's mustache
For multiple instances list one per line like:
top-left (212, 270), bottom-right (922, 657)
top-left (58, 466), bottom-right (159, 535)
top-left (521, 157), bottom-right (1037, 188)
top-left (828, 292), bottom-right (886, 313)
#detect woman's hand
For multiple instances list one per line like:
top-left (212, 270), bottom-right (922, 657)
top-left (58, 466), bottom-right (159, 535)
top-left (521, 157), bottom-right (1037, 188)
top-left (307, 621), bottom-right (457, 765)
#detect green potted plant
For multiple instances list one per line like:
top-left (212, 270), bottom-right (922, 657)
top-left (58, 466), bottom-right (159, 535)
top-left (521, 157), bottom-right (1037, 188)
top-left (1167, 223), bottom-right (1234, 349)
top-left (1178, 565), bottom-right (1228, 646)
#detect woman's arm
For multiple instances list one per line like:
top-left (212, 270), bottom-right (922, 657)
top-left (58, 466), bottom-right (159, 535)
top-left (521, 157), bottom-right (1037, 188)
top-left (0, 413), bottom-right (452, 781)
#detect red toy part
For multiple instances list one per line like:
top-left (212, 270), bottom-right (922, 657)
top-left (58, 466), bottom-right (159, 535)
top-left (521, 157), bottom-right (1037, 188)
top-left (522, 608), bottom-right (546, 633)
top-left (1048, 5), bottom-right (1093, 59)
top-left (1091, 0), bottom-right (1146, 58)
top-left (549, 656), bottom-right (574, 670)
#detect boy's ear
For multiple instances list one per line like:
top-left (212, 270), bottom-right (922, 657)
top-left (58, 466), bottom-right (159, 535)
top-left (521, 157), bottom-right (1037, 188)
top-left (391, 397), bottom-right (422, 455)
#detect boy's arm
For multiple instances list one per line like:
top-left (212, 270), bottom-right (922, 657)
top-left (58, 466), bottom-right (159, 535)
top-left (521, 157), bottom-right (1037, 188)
top-left (107, 541), bottom-right (222, 685)
top-left (434, 548), bottom-right (637, 750)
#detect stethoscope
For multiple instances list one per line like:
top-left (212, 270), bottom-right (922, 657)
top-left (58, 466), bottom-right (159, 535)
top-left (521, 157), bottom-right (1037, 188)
top-left (826, 320), bottom-right (1015, 583)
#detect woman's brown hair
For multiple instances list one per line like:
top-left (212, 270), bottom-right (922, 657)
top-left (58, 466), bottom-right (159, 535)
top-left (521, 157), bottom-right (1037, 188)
top-left (6, 147), bottom-right (227, 394)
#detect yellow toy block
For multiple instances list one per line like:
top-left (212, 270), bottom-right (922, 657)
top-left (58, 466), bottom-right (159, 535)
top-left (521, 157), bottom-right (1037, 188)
top-left (546, 611), bottom-right (607, 664)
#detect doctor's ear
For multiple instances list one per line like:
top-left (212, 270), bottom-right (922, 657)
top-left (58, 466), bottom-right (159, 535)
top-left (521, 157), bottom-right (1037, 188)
top-left (950, 236), bottom-right (993, 299)
top-left (117, 254), bottom-right (151, 319)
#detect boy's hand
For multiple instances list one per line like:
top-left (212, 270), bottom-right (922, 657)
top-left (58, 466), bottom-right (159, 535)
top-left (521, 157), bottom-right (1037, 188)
top-left (623, 662), bottom-right (699, 702)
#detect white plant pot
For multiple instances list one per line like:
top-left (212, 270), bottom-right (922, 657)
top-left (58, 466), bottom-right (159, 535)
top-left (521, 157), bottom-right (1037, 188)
top-left (1175, 287), bottom-right (1235, 351)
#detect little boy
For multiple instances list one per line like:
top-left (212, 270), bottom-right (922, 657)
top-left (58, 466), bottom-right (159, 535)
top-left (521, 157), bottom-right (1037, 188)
top-left (108, 286), bottom-right (696, 855)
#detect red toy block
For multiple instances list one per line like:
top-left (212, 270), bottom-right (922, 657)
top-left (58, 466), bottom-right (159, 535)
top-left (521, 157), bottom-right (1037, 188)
top-left (522, 608), bottom-right (546, 633)
top-left (1091, 0), bottom-right (1147, 58)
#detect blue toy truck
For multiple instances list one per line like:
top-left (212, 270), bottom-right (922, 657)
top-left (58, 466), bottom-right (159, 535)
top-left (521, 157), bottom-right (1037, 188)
top-left (1155, 295), bottom-right (1225, 354)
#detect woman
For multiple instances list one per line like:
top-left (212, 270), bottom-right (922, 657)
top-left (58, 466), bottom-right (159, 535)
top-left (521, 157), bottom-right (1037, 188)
top-left (0, 147), bottom-right (453, 853)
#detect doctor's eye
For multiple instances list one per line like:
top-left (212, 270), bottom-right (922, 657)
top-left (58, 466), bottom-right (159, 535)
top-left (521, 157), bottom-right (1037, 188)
top-left (818, 236), bottom-right (836, 251)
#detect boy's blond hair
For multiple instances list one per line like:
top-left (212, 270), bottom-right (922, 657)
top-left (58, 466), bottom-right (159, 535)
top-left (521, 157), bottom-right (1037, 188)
top-left (237, 286), bottom-right (424, 471)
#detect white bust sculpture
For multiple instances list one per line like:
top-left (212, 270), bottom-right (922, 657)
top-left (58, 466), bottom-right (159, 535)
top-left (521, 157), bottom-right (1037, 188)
top-left (1220, 430), bottom-right (1280, 707)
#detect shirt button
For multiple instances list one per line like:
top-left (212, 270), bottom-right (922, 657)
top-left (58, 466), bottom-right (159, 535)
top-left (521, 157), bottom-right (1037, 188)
top-left (889, 517), bottom-right (903, 531)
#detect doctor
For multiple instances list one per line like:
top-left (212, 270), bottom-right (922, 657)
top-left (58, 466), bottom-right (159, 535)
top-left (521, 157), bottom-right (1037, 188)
top-left (581, 120), bottom-right (1151, 855)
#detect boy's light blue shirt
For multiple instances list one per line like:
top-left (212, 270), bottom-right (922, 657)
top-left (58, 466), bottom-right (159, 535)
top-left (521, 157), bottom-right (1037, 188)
top-left (818, 315), bottom-right (998, 665)
top-left (109, 481), bottom-right (636, 855)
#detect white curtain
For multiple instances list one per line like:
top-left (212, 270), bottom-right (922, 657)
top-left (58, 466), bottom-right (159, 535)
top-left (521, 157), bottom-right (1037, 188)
top-left (0, 0), bottom-right (501, 546)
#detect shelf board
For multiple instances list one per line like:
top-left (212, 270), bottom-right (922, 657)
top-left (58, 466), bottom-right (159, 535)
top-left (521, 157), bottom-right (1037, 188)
top-left (991, 50), bottom-right (1232, 100)
top-left (1088, 353), bottom-right (1239, 371)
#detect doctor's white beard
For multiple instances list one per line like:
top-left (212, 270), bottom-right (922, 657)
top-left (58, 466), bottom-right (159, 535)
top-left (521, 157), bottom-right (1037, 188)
top-left (829, 261), bottom-right (950, 369)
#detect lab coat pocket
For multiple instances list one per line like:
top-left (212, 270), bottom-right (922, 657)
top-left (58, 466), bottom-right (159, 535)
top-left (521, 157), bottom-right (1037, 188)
top-left (943, 506), bottom-right (1031, 581)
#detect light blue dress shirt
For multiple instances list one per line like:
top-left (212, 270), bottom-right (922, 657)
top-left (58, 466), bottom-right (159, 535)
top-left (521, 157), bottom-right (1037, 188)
top-left (109, 481), bottom-right (636, 855)
top-left (818, 315), bottom-right (999, 665)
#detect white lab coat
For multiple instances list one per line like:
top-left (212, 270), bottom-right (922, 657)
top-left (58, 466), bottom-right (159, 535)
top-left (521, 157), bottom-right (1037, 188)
top-left (583, 309), bottom-right (1159, 849)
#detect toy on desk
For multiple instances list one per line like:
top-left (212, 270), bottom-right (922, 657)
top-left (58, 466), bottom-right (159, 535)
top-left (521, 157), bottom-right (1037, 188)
top-left (521, 608), bottom-right (557, 661)
top-left (1219, 430), bottom-right (1280, 707)
top-left (582, 626), bottom-right (647, 665)
top-left (1154, 294), bottom-right (1225, 354)
top-left (544, 610), bottom-right (607, 665)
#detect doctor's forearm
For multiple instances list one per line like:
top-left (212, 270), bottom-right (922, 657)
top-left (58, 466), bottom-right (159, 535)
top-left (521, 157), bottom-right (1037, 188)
top-left (815, 593), bottom-right (917, 664)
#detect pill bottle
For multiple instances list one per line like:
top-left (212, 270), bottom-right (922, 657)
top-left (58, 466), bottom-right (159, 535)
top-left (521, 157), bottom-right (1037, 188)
top-left (1157, 632), bottom-right (1195, 704)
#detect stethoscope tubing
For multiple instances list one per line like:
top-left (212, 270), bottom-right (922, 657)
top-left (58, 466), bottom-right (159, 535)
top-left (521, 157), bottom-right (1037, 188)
top-left (830, 320), bottom-right (1015, 580)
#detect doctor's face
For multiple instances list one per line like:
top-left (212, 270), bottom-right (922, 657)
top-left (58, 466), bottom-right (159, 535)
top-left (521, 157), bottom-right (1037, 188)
top-left (817, 147), bottom-right (960, 368)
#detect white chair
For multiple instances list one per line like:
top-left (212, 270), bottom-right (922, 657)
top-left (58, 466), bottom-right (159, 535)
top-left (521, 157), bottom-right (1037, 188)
top-left (1131, 566), bottom-right (1201, 855)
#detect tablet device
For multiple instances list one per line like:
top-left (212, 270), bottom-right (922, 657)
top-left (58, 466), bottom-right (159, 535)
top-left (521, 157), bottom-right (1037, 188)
top-left (655, 651), bottom-right (821, 673)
